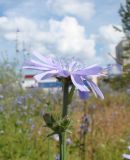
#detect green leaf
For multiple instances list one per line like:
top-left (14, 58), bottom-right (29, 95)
top-left (68, 85), bottom-right (75, 105)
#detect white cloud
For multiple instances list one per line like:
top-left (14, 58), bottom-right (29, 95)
top-left (0, 16), bottom-right (51, 55)
top-left (0, 0), bottom-right (124, 66)
top-left (48, 17), bottom-right (96, 58)
top-left (0, 16), bottom-right (96, 62)
top-left (98, 24), bottom-right (124, 63)
top-left (2, 16), bottom-right (124, 65)
top-left (47, 0), bottom-right (95, 21)
top-left (99, 25), bottom-right (124, 44)
top-left (0, 16), bottom-right (37, 32)
top-left (3, 0), bottom-right (94, 23)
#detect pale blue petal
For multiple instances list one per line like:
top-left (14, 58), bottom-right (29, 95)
top-left (57, 70), bottom-right (70, 77)
top-left (75, 64), bottom-right (103, 76)
top-left (86, 80), bottom-right (104, 99)
top-left (78, 90), bottom-right (89, 99)
top-left (69, 61), bottom-right (77, 71)
top-left (29, 59), bottom-right (48, 67)
top-left (32, 52), bottom-right (63, 71)
top-left (23, 58), bottom-right (59, 71)
top-left (34, 70), bottom-right (58, 81)
top-left (30, 59), bottom-right (57, 70)
top-left (23, 66), bottom-right (49, 71)
top-left (32, 52), bottom-right (54, 65)
top-left (71, 74), bottom-right (87, 91)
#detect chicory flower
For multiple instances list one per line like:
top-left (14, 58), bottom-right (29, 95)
top-left (23, 53), bottom-right (104, 100)
top-left (122, 146), bottom-right (130, 159)
top-left (123, 154), bottom-right (130, 159)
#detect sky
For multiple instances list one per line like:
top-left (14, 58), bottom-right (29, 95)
top-left (0, 0), bottom-right (125, 66)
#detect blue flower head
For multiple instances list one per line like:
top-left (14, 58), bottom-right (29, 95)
top-left (23, 52), bottom-right (105, 100)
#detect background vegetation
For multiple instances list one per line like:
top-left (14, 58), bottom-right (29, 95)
top-left (0, 62), bottom-right (130, 160)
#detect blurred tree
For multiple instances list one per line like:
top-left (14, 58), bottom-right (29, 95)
top-left (119, 0), bottom-right (130, 73)
top-left (103, 1), bottom-right (130, 91)
top-left (119, 0), bottom-right (130, 38)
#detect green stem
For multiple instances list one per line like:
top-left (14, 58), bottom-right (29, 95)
top-left (62, 80), bottom-right (69, 118)
top-left (59, 79), bottom-right (69, 160)
top-left (59, 132), bottom-right (66, 160)
top-left (48, 137), bottom-right (51, 160)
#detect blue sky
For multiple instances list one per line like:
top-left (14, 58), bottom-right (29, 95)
top-left (0, 0), bottom-right (124, 66)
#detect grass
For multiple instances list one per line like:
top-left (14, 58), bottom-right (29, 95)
top-left (0, 63), bottom-right (130, 160)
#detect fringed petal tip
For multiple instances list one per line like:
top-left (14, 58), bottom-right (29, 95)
top-left (84, 80), bottom-right (104, 100)
top-left (75, 64), bottom-right (103, 76)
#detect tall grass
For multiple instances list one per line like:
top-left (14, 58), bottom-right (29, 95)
top-left (0, 62), bottom-right (130, 160)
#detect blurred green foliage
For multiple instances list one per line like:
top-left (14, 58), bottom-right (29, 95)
top-left (119, 0), bottom-right (130, 38)
top-left (103, 72), bottom-right (130, 90)
top-left (0, 61), bottom-right (130, 160)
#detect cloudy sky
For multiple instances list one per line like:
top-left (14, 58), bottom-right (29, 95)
top-left (0, 0), bottom-right (125, 66)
